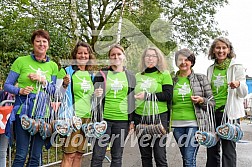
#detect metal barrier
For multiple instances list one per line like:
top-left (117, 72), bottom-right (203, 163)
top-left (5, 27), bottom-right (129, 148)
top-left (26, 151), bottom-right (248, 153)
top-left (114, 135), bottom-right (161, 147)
top-left (40, 152), bottom-right (93, 167)
top-left (39, 141), bottom-right (93, 167)
top-left (6, 138), bottom-right (110, 167)
top-left (2, 99), bottom-right (110, 167)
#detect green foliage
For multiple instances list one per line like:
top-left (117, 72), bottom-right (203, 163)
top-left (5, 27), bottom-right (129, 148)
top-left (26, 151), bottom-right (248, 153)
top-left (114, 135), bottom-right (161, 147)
top-left (0, 52), bottom-right (19, 83)
top-left (122, 0), bottom-right (176, 72)
top-left (0, 0), bottom-right (73, 82)
top-left (161, 0), bottom-right (228, 53)
top-left (0, 0), bottom-right (229, 83)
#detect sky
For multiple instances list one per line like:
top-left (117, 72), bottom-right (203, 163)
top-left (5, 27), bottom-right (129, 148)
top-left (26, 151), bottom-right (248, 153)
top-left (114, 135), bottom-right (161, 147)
top-left (186, 0), bottom-right (252, 76)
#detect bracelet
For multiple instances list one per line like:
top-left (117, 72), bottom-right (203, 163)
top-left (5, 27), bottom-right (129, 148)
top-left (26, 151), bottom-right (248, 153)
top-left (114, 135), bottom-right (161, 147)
top-left (62, 83), bottom-right (68, 88)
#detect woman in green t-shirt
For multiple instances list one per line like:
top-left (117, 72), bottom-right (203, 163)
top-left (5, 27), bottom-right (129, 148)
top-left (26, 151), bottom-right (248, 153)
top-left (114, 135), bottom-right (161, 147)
top-left (58, 41), bottom-right (96, 167)
top-left (90, 44), bottom-right (136, 167)
top-left (4, 29), bottom-right (58, 167)
top-left (172, 48), bottom-right (215, 167)
top-left (134, 47), bottom-right (173, 167)
top-left (206, 37), bottom-right (248, 167)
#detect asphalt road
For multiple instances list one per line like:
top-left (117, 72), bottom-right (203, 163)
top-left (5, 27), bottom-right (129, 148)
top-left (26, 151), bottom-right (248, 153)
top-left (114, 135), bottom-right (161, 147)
top-left (80, 119), bottom-right (252, 167)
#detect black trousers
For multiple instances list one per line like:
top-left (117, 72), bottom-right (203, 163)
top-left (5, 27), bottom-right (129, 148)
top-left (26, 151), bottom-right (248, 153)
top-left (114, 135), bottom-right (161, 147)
top-left (91, 121), bottom-right (129, 167)
top-left (206, 111), bottom-right (237, 167)
top-left (134, 112), bottom-right (168, 167)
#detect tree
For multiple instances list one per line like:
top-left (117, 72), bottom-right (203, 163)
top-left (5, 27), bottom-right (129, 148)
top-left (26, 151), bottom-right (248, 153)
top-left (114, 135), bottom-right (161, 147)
top-left (0, 0), bottom-right (229, 82)
top-left (160, 0), bottom-right (228, 53)
top-left (122, 0), bottom-right (175, 72)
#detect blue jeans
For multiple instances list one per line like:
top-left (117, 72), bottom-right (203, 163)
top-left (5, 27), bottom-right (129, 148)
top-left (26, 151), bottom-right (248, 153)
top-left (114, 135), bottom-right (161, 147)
top-left (91, 120), bottom-right (128, 167)
top-left (173, 127), bottom-right (199, 167)
top-left (12, 115), bottom-right (44, 167)
top-left (0, 134), bottom-right (8, 167)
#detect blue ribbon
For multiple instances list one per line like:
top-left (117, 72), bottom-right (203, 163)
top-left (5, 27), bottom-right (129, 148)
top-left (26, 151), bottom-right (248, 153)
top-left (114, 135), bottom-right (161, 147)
top-left (5, 93), bottom-right (36, 144)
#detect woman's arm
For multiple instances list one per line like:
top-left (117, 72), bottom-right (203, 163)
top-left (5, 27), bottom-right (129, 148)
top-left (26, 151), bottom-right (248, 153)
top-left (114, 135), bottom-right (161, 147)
top-left (4, 71), bottom-right (20, 95)
top-left (154, 84), bottom-right (173, 102)
top-left (233, 65), bottom-right (248, 98)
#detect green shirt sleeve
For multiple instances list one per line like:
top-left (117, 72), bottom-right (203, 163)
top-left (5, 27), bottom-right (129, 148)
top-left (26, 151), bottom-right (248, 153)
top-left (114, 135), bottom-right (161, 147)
top-left (162, 70), bottom-right (173, 85)
top-left (11, 57), bottom-right (23, 74)
top-left (57, 68), bottom-right (67, 79)
top-left (51, 62), bottom-right (59, 76)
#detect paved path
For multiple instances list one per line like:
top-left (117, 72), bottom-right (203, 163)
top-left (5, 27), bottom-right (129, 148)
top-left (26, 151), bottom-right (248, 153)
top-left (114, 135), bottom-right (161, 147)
top-left (80, 119), bottom-right (252, 167)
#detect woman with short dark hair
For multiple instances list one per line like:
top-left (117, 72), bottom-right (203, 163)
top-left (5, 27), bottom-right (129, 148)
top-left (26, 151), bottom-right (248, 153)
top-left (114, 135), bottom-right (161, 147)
top-left (4, 29), bottom-right (58, 167)
top-left (172, 48), bottom-right (215, 167)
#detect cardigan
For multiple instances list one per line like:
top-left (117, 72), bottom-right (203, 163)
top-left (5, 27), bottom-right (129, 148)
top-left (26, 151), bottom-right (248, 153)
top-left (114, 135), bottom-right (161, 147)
top-left (207, 58), bottom-right (248, 119)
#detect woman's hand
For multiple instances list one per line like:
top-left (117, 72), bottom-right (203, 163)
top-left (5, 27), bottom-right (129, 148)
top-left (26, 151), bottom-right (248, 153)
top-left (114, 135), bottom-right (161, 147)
top-left (19, 86), bottom-right (34, 95)
top-left (191, 95), bottom-right (204, 104)
top-left (62, 74), bottom-right (70, 89)
top-left (94, 87), bottom-right (103, 97)
top-left (229, 81), bottom-right (240, 89)
top-left (28, 73), bottom-right (46, 84)
top-left (134, 92), bottom-right (145, 100)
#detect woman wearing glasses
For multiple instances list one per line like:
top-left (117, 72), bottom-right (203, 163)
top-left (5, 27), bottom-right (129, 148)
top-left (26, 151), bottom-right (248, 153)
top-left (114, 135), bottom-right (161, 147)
top-left (134, 47), bottom-right (173, 167)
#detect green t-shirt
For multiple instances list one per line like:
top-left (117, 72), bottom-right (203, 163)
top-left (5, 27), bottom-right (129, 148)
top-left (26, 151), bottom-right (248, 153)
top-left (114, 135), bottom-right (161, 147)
top-left (103, 71), bottom-right (128, 120)
top-left (11, 55), bottom-right (58, 115)
top-left (57, 68), bottom-right (66, 79)
top-left (211, 67), bottom-right (228, 111)
top-left (135, 70), bottom-right (172, 115)
top-left (172, 77), bottom-right (196, 121)
top-left (11, 55), bottom-right (58, 93)
top-left (57, 68), bottom-right (94, 118)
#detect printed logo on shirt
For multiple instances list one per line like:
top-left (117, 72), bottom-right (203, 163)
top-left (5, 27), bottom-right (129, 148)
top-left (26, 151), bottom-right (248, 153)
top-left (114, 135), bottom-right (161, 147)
top-left (140, 78), bottom-right (155, 93)
top-left (29, 65), bottom-right (48, 79)
top-left (213, 73), bottom-right (226, 93)
top-left (177, 82), bottom-right (191, 101)
top-left (108, 77), bottom-right (125, 98)
top-left (75, 74), bottom-right (92, 93)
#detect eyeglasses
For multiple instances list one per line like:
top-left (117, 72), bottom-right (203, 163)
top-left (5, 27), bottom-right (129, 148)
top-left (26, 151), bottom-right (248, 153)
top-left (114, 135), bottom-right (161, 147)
top-left (145, 54), bottom-right (158, 59)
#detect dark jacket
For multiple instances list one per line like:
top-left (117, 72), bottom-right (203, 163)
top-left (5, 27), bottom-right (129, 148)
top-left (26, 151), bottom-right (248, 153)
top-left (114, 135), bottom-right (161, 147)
top-left (93, 66), bottom-right (136, 122)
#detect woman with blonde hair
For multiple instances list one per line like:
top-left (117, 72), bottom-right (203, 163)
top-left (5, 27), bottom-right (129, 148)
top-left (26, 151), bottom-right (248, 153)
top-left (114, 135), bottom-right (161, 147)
top-left (91, 44), bottom-right (135, 167)
top-left (134, 47), bottom-right (173, 167)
